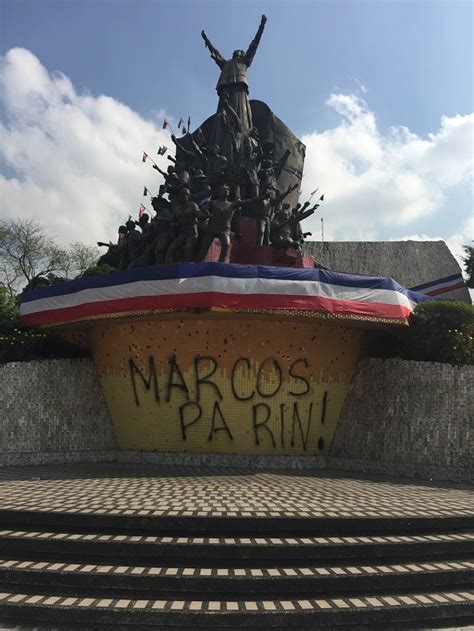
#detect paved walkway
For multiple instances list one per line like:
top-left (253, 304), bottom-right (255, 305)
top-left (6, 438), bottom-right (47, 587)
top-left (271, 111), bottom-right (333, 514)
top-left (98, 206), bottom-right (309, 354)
top-left (0, 464), bottom-right (472, 519)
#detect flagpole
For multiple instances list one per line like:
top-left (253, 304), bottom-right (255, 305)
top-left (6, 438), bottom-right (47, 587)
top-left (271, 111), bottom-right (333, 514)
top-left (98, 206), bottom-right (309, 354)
top-left (321, 218), bottom-right (324, 243)
top-left (163, 119), bottom-right (177, 137)
top-left (142, 152), bottom-right (159, 168)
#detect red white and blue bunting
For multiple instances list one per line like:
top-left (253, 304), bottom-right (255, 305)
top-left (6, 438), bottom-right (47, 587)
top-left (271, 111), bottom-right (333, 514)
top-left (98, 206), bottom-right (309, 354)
top-left (20, 263), bottom-right (435, 327)
top-left (410, 273), bottom-right (465, 297)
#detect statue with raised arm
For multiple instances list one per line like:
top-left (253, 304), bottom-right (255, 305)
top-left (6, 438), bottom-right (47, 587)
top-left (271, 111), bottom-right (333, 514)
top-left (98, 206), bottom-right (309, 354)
top-left (201, 14), bottom-right (267, 138)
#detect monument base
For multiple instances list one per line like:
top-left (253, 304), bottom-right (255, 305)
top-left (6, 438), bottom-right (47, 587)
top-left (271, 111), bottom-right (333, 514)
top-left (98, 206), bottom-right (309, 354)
top-left (20, 261), bottom-right (430, 457)
top-left (90, 314), bottom-right (364, 456)
top-left (204, 217), bottom-right (314, 268)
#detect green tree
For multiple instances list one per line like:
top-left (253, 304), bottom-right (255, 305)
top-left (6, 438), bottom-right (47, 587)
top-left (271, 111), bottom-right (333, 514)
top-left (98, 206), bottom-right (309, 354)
top-left (0, 218), bottom-right (99, 295)
top-left (0, 286), bottom-right (19, 327)
top-left (403, 301), bottom-right (473, 365)
top-left (462, 245), bottom-right (473, 289)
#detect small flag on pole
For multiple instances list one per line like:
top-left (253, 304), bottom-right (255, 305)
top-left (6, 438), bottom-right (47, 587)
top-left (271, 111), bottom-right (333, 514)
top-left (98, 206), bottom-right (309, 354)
top-left (139, 204), bottom-right (146, 219)
top-left (162, 119), bottom-right (168, 129)
top-left (187, 115), bottom-right (191, 131)
top-left (157, 146), bottom-right (167, 156)
top-left (143, 187), bottom-right (149, 196)
top-left (320, 194), bottom-right (325, 202)
top-left (310, 187), bottom-right (319, 196)
top-left (178, 117), bottom-right (183, 129)
top-left (142, 152), bottom-right (148, 163)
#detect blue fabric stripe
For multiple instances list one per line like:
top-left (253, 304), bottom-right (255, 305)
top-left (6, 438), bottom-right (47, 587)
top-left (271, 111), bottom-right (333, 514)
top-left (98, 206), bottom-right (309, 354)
top-left (21, 262), bottom-right (428, 304)
top-left (405, 289), bottom-right (437, 305)
top-left (410, 273), bottom-right (463, 292)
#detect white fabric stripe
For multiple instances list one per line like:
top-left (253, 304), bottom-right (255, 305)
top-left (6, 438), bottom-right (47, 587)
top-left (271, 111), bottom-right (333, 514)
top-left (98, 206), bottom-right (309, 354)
top-left (21, 276), bottom-right (417, 316)
top-left (417, 278), bottom-right (464, 294)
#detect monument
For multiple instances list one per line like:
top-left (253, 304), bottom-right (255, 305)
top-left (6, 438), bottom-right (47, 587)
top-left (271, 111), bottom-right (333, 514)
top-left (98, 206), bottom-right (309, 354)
top-left (19, 17), bottom-right (431, 457)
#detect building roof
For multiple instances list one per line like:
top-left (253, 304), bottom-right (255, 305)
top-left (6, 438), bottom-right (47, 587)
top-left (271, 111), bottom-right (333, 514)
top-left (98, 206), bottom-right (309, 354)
top-left (304, 240), bottom-right (470, 302)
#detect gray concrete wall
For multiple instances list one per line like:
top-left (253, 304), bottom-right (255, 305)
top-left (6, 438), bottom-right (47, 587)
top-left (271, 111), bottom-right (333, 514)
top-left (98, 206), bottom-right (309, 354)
top-left (329, 358), bottom-right (473, 483)
top-left (0, 359), bottom-right (117, 466)
top-left (304, 240), bottom-right (470, 302)
top-left (0, 357), bottom-right (471, 482)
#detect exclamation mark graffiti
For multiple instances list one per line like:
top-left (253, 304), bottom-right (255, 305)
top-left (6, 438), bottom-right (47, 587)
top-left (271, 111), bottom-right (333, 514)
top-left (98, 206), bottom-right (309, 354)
top-left (318, 390), bottom-right (328, 451)
top-left (320, 390), bottom-right (328, 424)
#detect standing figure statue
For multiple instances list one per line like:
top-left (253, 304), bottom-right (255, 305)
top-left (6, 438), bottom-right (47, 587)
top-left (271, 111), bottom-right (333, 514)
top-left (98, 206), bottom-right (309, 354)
top-left (198, 185), bottom-right (264, 262)
top-left (240, 127), bottom-right (262, 199)
top-left (253, 183), bottom-right (298, 247)
top-left (165, 188), bottom-right (200, 264)
top-left (201, 15), bottom-right (267, 158)
top-left (151, 196), bottom-right (176, 264)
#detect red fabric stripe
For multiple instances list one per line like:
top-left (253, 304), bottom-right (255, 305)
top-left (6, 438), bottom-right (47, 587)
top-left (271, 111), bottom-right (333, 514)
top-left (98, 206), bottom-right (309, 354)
top-left (21, 292), bottom-right (412, 326)
top-left (425, 281), bottom-right (465, 296)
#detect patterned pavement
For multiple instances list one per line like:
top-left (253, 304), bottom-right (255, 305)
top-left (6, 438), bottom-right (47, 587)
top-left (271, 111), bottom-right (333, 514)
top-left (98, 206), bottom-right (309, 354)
top-left (0, 464), bottom-right (472, 519)
top-left (0, 589), bottom-right (473, 613)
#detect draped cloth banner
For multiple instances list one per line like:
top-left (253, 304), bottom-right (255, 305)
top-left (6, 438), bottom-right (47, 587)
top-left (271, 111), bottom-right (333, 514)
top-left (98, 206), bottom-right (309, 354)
top-left (410, 273), bottom-right (465, 297)
top-left (20, 263), bottom-right (434, 328)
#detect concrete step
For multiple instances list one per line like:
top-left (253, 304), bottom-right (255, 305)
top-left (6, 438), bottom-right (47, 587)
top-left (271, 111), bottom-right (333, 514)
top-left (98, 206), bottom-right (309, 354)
top-left (1, 528), bottom-right (473, 563)
top-left (0, 509), bottom-right (472, 535)
top-left (0, 589), bottom-right (472, 628)
top-left (0, 557), bottom-right (472, 599)
top-left (1, 466), bottom-right (473, 627)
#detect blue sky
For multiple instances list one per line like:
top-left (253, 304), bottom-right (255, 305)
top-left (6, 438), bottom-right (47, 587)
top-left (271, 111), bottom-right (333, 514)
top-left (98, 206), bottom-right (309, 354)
top-left (1, 0), bottom-right (473, 266)
top-left (2, 0), bottom-right (472, 136)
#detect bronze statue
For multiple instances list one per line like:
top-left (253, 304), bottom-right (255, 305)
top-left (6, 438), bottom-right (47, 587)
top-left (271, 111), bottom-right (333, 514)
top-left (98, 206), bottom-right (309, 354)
top-left (97, 225), bottom-right (127, 269)
top-left (151, 196), bottom-right (176, 265)
top-left (201, 15), bottom-right (266, 126)
top-left (240, 127), bottom-right (262, 199)
top-left (165, 188), bottom-right (200, 263)
top-left (198, 184), bottom-right (263, 262)
top-left (96, 16), bottom-right (319, 270)
top-left (126, 218), bottom-right (148, 269)
top-left (201, 15), bottom-right (267, 158)
top-left (270, 203), bottom-right (298, 249)
top-left (271, 201), bottom-right (318, 250)
top-left (205, 144), bottom-right (228, 186)
top-left (253, 183), bottom-right (298, 247)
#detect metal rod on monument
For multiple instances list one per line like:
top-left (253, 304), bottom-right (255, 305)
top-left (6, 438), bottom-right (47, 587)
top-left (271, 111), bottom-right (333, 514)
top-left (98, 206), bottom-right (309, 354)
top-left (163, 118), bottom-right (177, 137)
top-left (321, 217), bottom-right (324, 242)
top-left (142, 152), bottom-right (159, 168)
top-left (138, 203), bottom-right (151, 219)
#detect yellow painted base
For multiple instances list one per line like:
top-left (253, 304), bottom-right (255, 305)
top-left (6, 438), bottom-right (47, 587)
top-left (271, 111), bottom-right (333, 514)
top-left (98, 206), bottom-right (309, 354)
top-left (88, 315), bottom-right (364, 456)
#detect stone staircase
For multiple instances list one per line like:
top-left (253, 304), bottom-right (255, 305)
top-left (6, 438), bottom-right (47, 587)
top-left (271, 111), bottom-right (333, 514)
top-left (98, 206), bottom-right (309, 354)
top-left (0, 509), bottom-right (473, 629)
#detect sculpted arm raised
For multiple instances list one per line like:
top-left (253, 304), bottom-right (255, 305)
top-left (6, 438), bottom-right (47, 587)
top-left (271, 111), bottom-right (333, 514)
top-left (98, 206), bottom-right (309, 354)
top-left (244, 15), bottom-right (267, 67)
top-left (201, 30), bottom-right (225, 69)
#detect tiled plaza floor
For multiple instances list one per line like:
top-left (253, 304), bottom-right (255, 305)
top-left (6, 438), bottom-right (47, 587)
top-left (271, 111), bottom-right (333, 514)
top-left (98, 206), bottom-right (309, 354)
top-left (0, 464), bottom-right (472, 519)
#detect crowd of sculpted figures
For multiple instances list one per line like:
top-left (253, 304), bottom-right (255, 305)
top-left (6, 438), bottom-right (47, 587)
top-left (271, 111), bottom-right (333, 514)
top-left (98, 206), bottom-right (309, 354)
top-left (98, 15), bottom-right (321, 270)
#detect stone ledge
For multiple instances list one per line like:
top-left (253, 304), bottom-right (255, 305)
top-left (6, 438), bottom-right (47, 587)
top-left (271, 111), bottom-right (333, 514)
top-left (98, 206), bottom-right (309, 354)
top-left (0, 451), bottom-right (118, 468)
top-left (0, 450), bottom-right (470, 484)
top-left (325, 456), bottom-right (473, 485)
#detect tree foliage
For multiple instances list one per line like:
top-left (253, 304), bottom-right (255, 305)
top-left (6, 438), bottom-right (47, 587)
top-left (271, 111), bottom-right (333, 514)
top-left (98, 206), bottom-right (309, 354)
top-left (0, 286), bottom-right (19, 327)
top-left (463, 245), bottom-right (473, 289)
top-left (402, 301), bottom-right (473, 365)
top-left (0, 218), bottom-right (99, 295)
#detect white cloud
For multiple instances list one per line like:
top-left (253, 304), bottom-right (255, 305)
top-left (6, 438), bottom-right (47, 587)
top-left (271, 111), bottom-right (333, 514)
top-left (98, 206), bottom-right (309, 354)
top-left (0, 48), bottom-right (172, 244)
top-left (0, 48), bottom-right (472, 268)
top-left (301, 93), bottom-right (473, 245)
